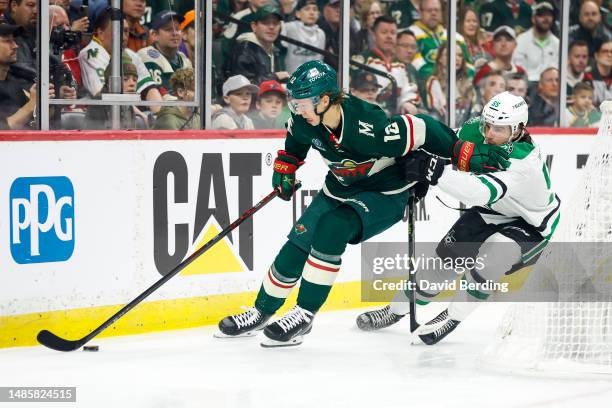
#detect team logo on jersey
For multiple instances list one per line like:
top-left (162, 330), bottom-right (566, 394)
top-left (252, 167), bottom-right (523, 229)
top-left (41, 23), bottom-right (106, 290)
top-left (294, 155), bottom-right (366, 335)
top-left (501, 142), bottom-right (514, 154)
top-left (328, 159), bottom-right (375, 184)
top-left (294, 224), bottom-right (307, 234)
top-left (358, 120), bottom-right (374, 137)
top-left (148, 48), bottom-right (161, 58)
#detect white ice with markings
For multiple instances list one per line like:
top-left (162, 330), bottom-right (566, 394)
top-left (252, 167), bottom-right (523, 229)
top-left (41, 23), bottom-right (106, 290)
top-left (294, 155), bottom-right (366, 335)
top-left (1, 304), bottom-right (611, 408)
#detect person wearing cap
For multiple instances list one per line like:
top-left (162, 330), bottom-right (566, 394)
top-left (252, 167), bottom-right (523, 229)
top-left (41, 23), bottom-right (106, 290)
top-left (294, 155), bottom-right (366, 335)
top-left (0, 20), bottom-right (36, 129)
top-left (155, 67), bottom-right (200, 130)
top-left (5, 0), bottom-right (37, 86)
top-left (317, 0), bottom-right (340, 68)
top-left (222, 0), bottom-right (269, 41)
top-left (79, 8), bottom-right (161, 108)
top-left (123, 0), bottom-right (148, 52)
top-left (138, 10), bottom-right (193, 96)
top-left (478, 0), bottom-right (533, 35)
top-left (281, 0), bottom-right (325, 74)
top-left (513, 1), bottom-right (559, 83)
top-left (408, 0), bottom-right (470, 80)
top-left (249, 79), bottom-right (288, 129)
top-left (473, 26), bottom-right (526, 86)
top-left (225, 4), bottom-right (289, 85)
top-left (569, 0), bottom-right (612, 58)
top-left (212, 74), bottom-right (258, 130)
top-left (179, 9), bottom-right (195, 65)
top-left (86, 52), bottom-right (149, 129)
top-left (349, 70), bottom-right (381, 104)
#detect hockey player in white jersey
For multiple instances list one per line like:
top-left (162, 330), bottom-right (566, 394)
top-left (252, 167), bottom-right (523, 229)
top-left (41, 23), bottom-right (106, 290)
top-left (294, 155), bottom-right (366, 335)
top-left (356, 92), bottom-right (560, 345)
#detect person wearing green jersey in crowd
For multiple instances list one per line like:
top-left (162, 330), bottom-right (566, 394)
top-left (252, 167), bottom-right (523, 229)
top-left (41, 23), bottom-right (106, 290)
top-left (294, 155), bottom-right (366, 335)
top-left (357, 91), bottom-right (560, 346)
top-left (215, 60), bottom-right (510, 348)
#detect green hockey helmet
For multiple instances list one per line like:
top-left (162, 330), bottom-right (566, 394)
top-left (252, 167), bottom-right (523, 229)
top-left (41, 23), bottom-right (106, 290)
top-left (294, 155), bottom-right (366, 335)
top-left (286, 61), bottom-right (340, 115)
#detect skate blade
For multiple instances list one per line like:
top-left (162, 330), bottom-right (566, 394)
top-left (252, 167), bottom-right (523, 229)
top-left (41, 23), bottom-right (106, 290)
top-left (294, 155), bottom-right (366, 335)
top-left (260, 335), bottom-right (303, 348)
top-left (213, 330), bottom-right (260, 339)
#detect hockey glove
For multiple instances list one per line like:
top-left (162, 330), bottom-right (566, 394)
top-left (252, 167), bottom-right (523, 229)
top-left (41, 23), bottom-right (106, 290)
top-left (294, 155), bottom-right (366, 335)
top-left (452, 140), bottom-right (510, 173)
top-left (402, 150), bottom-right (448, 186)
top-left (272, 150), bottom-right (304, 201)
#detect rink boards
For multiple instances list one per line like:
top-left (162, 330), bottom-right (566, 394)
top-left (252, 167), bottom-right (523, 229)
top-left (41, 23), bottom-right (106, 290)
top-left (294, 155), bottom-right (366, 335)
top-left (0, 128), bottom-right (597, 347)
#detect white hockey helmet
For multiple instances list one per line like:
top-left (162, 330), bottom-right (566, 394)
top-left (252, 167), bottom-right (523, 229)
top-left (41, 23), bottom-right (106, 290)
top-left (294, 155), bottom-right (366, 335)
top-left (481, 91), bottom-right (529, 141)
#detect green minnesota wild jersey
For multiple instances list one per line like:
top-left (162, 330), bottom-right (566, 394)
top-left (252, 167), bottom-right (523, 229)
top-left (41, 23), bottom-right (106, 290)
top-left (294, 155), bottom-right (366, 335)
top-left (137, 45), bottom-right (192, 93)
top-left (285, 95), bottom-right (458, 199)
top-left (479, 0), bottom-right (532, 35)
top-left (439, 117), bottom-right (560, 239)
top-left (409, 21), bottom-right (471, 80)
top-left (388, 0), bottom-right (420, 30)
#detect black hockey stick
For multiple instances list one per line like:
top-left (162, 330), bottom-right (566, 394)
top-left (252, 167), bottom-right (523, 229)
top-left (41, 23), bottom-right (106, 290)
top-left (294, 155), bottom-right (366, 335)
top-left (37, 186), bottom-right (290, 352)
top-left (407, 194), bottom-right (420, 332)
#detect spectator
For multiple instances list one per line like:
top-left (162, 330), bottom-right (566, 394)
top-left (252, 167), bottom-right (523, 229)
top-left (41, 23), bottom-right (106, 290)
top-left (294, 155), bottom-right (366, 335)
top-left (479, 0), bottom-right (532, 35)
top-left (278, 0), bottom-right (295, 20)
top-left (505, 71), bottom-right (529, 100)
top-left (349, 70), bottom-right (381, 104)
top-left (225, 4), bottom-right (289, 85)
top-left (0, 20), bottom-right (35, 129)
top-left (569, 0), bottom-right (612, 58)
top-left (212, 74), bottom-right (257, 129)
top-left (155, 67), bottom-right (200, 130)
top-left (86, 54), bottom-right (149, 129)
top-left (565, 81), bottom-right (601, 127)
top-left (567, 40), bottom-right (590, 98)
top-left (459, 6), bottom-right (491, 70)
top-left (138, 10), bottom-right (192, 96)
top-left (123, 0), bottom-right (147, 52)
top-left (424, 42), bottom-right (476, 123)
top-left (179, 9), bottom-right (195, 65)
top-left (388, 0), bottom-right (420, 30)
top-left (80, 9), bottom-right (161, 104)
top-left (222, 0), bottom-right (269, 41)
top-left (249, 79), bottom-right (287, 129)
top-left (513, 1), bottom-right (559, 82)
top-left (395, 29), bottom-right (421, 88)
top-left (49, 5), bottom-right (82, 89)
top-left (353, 15), bottom-right (419, 114)
top-left (584, 40), bottom-right (612, 108)
top-left (409, 0), bottom-right (469, 80)
top-left (473, 26), bottom-right (526, 86)
top-left (352, 0), bottom-right (383, 54)
top-left (281, 0), bottom-right (325, 74)
top-left (471, 69), bottom-right (506, 116)
top-left (318, 0), bottom-right (340, 68)
top-left (529, 67), bottom-right (559, 126)
top-left (5, 0), bottom-right (37, 86)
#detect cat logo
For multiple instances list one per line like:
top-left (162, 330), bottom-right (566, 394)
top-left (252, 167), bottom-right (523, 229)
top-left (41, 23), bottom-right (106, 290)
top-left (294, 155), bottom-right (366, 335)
top-left (358, 120), bottom-right (374, 137)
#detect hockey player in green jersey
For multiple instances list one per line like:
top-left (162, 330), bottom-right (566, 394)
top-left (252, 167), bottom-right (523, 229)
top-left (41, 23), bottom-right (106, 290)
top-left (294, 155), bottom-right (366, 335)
top-left (216, 60), bottom-right (510, 348)
top-left (357, 92), bottom-right (560, 345)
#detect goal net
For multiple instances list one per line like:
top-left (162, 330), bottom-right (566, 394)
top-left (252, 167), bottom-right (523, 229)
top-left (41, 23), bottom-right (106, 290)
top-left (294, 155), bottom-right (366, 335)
top-left (481, 101), bottom-right (612, 375)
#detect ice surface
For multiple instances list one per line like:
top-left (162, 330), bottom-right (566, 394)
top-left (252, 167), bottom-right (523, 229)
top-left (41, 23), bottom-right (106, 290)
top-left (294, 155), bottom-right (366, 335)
top-left (1, 304), bottom-right (611, 408)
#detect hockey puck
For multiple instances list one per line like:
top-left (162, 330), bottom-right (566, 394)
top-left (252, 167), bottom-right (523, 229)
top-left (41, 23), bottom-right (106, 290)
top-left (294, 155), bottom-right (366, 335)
top-left (83, 345), bottom-right (99, 352)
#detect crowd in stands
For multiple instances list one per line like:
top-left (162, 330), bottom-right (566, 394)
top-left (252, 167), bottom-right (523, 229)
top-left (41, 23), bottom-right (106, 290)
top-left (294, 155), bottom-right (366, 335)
top-left (0, 0), bottom-right (610, 130)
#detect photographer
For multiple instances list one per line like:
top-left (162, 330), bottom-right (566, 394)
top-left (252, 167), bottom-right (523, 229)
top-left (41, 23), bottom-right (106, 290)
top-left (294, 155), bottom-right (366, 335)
top-left (49, 4), bottom-right (79, 97)
top-left (0, 21), bottom-right (36, 129)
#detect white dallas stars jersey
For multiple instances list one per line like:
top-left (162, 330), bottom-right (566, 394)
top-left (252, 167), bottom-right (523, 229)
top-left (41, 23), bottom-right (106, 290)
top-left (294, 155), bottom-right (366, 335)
top-left (436, 119), bottom-right (560, 239)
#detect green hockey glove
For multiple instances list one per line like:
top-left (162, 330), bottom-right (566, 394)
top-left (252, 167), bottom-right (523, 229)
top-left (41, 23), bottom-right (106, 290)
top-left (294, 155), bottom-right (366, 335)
top-left (272, 150), bottom-right (304, 201)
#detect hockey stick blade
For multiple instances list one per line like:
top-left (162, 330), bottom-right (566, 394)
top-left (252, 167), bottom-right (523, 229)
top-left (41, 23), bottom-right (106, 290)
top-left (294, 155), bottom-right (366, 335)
top-left (37, 330), bottom-right (87, 352)
top-left (37, 184), bottom-right (297, 351)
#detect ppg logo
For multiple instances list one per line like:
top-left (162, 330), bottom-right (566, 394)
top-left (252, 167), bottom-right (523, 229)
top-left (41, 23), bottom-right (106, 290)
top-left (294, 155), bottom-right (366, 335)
top-left (10, 177), bottom-right (75, 264)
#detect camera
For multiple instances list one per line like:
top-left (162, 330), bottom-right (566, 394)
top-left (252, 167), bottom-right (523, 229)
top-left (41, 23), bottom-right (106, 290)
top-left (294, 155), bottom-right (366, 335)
top-left (50, 55), bottom-right (74, 98)
top-left (49, 27), bottom-right (82, 55)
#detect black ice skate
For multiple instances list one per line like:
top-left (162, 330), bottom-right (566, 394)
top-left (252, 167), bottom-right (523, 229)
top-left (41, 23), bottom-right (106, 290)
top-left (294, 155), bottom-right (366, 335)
top-left (215, 307), bottom-right (272, 338)
top-left (356, 305), bottom-right (405, 331)
top-left (417, 309), bottom-right (460, 345)
top-left (261, 305), bottom-right (314, 348)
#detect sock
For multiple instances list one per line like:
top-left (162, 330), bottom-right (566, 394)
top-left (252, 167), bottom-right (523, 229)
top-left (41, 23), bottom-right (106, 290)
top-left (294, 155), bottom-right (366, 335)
top-left (255, 241), bottom-right (308, 315)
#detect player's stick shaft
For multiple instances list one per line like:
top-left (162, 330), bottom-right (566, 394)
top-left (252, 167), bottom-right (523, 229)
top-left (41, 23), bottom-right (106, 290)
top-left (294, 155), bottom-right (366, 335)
top-left (407, 194), bottom-right (419, 332)
top-left (37, 187), bottom-right (288, 352)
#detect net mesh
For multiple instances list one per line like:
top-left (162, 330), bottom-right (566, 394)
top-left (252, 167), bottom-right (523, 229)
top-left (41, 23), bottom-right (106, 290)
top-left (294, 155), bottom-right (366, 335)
top-left (481, 101), bottom-right (612, 375)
